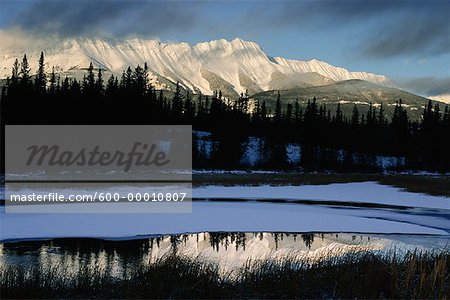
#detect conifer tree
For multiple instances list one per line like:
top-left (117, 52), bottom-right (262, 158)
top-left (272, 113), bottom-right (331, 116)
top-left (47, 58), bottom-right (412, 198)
top-left (35, 51), bottom-right (46, 94)
top-left (261, 100), bottom-right (267, 121)
top-left (172, 82), bottom-right (184, 117)
top-left (294, 98), bottom-right (301, 123)
top-left (274, 91), bottom-right (282, 123)
top-left (95, 68), bottom-right (104, 95)
top-left (335, 103), bottom-right (343, 124)
top-left (378, 103), bottom-right (386, 126)
top-left (11, 59), bottom-right (19, 85)
top-left (20, 54), bottom-right (31, 85)
top-left (49, 66), bottom-right (57, 95)
top-left (351, 104), bottom-right (359, 125)
top-left (83, 63), bottom-right (96, 95)
top-left (286, 103), bottom-right (293, 123)
top-left (184, 91), bottom-right (195, 120)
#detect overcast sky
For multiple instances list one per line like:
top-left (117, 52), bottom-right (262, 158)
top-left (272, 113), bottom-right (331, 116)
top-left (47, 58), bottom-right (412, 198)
top-left (1, 0), bottom-right (449, 96)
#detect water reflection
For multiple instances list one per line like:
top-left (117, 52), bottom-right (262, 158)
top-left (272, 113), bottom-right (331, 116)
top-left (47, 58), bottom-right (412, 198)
top-left (0, 233), bottom-right (447, 275)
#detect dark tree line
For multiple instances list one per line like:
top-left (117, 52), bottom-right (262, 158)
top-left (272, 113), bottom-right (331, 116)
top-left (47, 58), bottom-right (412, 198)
top-left (1, 53), bottom-right (450, 172)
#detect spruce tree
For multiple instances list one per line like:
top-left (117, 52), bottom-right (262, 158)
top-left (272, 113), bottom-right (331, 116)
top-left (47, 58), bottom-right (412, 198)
top-left (35, 51), bottom-right (47, 94)
top-left (294, 98), bottom-right (300, 123)
top-left (49, 66), bottom-right (57, 95)
top-left (172, 82), bottom-right (184, 117)
top-left (351, 104), bottom-right (359, 125)
top-left (261, 101), bottom-right (267, 121)
top-left (11, 59), bottom-right (19, 85)
top-left (95, 68), bottom-right (104, 95)
top-left (335, 103), bottom-right (343, 124)
top-left (286, 102), bottom-right (293, 123)
top-left (20, 55), bottom-right (30, 83)
top-left (83, 62), bottom-right (96, 95)
top-left (274, 91), bottom-right (282, 123)
top-left (378, 103), bottom-right (386, 126)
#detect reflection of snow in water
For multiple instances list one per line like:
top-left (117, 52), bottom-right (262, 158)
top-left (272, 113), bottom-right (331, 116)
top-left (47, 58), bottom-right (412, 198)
top-left (2, 233), bottom-right (447, 278)
top-left (141, 232), bottom-right (448, 272)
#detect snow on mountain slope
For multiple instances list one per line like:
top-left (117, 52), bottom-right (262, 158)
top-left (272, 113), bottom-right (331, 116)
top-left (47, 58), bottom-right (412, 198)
top-left (429, 93), bottom-right (450, 104)
top-left (274, 57), bottom-right (392, 86)
top-left (0, 37), bottom-right (392, 96)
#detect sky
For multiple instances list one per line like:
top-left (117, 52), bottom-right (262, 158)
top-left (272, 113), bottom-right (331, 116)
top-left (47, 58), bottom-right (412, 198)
top-left (1, 0), bottom-right (449, 97)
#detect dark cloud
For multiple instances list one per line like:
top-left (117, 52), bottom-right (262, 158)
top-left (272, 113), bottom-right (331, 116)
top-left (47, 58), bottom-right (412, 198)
top-left (3, 0), bottom-right (450, 58)
top-left (4, 0), bottom-right (200, 38)
top-left (250, 0), bottom-right (450, 58)
top-left (268, 0), bottom-right (404, 27)
top-left (397, 77), bottom-right (450, 96)
top-left (361, 8), bottom-right (450, 58)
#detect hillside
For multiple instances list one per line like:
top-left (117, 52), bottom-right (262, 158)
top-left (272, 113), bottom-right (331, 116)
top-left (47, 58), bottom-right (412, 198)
top-left (252, 80), bottom-right (440, 120)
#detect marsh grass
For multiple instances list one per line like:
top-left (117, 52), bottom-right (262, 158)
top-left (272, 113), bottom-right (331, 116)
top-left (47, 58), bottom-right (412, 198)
top-left (1, 250), bottom-right (449, 299)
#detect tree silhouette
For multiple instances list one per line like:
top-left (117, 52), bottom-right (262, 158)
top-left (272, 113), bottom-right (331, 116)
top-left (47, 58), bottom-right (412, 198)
top-left (2, 55), bottom-right (449, 172)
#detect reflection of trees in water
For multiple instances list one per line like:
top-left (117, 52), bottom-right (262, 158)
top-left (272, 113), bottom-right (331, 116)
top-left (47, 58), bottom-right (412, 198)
top-left (5, 233), bottom-right (325, 258)
top-left (128, 233), bottom-right (314, 253)
top-left (208, 232), bottom-right (247, 252)
top-left (2, 232), bottom-right (381, 281)
top-left (204, 232), bottom-right (318, 251)
top-left (167, 234), bottom-right (190, 254)
top-left (272, 233), bottom-right (280, 250)
top-left (6, 232), bottom-right (332, 272)
top-left (200, 232), bottom-right (320, 251)
top-left (301, 234), bottom-right (315, 249)
top-left (149, 236), bottom-right (163, 249)
top-left (170, 235), bottom-right (181, 254)
top-left (258, 232), bottom-right (264, 241)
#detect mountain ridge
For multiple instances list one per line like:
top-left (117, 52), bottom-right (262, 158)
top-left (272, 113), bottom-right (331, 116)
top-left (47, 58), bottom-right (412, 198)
top-left (0, 37), bottom-right (393, 97)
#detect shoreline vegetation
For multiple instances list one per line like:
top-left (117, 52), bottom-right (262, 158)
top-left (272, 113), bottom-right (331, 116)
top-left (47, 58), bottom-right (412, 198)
top-left (192, 172), bottom-right (450, 197)
top-left (1, 249), bottom-right (448, 299)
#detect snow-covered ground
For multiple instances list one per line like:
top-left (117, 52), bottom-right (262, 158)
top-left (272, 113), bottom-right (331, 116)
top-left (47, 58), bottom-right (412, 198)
top-left (194, 182), bottom-right (450, 210)
top-left (1, 201), bottom-right (447, 241)
top-left (1, 181), bottom-right (449, 241)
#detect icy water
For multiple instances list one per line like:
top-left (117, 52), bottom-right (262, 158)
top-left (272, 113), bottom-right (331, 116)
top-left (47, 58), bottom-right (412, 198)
top-left (1, 181), bottom-right (449, 274)
top-left (1, 233), bottom-right (448, 274)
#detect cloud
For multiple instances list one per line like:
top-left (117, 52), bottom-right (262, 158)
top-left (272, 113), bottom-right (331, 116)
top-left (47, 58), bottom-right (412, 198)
top-left (267, 0), bottom-right (402, 28)
top-left (2, 0), bottom-right (200, 38)
top-left (396, 77), bottom-right (450, 97)
top-left (248, 0), bottom-right (450, 58)
top-left (362, 10), bottom-right (450, 58)
top-left (2, 0), bottom-right (450, 59)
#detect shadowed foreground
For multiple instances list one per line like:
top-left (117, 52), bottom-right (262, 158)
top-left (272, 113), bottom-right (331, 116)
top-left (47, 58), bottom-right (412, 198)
top-left (1, 250), bottom-right (448, 299)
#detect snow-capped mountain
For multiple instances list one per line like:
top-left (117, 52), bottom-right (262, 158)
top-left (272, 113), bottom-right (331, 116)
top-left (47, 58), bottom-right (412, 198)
top-left (0, 37), bottom-right (392, 96)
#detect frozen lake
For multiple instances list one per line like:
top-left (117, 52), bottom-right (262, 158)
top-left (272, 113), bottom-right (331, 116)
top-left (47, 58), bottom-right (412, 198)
top-left (1, 181), bottom-right (449, 277)
top-left (1, 182), bottom-right (449, 240)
